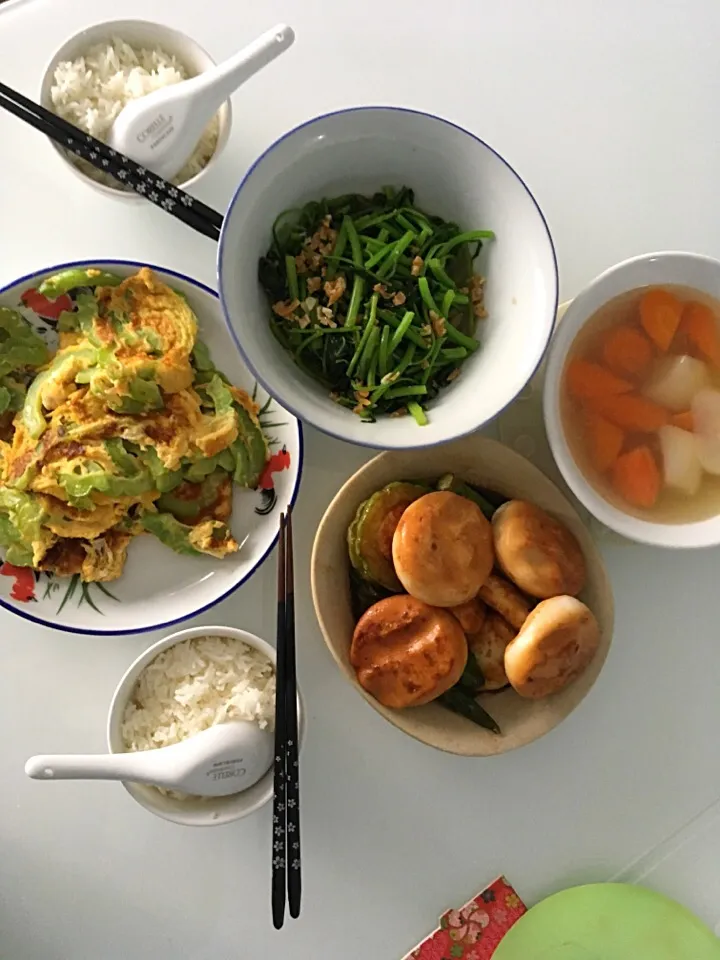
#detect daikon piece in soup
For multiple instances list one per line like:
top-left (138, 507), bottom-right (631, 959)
top-left (561, 285), bottom-right (720, 523)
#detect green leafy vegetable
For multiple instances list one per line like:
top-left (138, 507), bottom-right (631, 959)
top-left (438, 687), bottom-right (501, 734)
top-left (348, 567), bottom-right (393, 620)
top-left (258, 186), bottom-right (494, 423)
top-left (457, 657), bottom-right (486, 695)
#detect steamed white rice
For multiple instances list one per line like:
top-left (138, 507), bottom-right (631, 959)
top-left (50, 38), bottom-right (220, 187)
top-left (121, 635), bottom-right (276, 756)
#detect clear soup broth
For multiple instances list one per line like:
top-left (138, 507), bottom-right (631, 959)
top-left (561, 284), bottom-right (720, 524)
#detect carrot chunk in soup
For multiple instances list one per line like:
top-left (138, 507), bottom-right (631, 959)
top-left (586, 392), bottom-right (669, 432)
top-left (562, 286), bottom-right (720, 521)
top-left (680, 302), bottom-right (720, 368)
top-left (611, 446), bottom-right (661, 509)
top-left (585, 412), bottom-right (624, 473)
top-left (601, 325), bottom-right (653, 379)
top-left (639, 289), bottom-right (682, 352)
top-left (565, 359), bottom-right (633, 400)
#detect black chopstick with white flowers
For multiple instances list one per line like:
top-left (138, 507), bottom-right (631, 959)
top-left (0, 80), bottom-right (223, 241)
top-left (272, 507), bottom-right (301, 928)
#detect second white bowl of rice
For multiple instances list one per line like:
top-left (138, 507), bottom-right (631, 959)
top-left (108, 625), bottom-right (302, 826)
top-left (40, 20), bottom-right (232, 198)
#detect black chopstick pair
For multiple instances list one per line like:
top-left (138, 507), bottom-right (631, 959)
top-left (0, 81), bottom-right (224, 242)
top-left (272, 508), bottom-right (301, 928)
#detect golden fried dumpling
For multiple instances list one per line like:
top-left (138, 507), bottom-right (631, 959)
top-left (392, 491), bottom-right (494, 607)
top-left (478, 572), bottom-right (532, 630)
top-left (468, 611), bottom-right (514, 691)
top-left (350, 594), bottom-right (468, 708)
top-left (492, 500), bottom-right (586, 599)
top-left (504, 596), bottom-right (600, 699)
top-left (449, 597), bottom-right (487, 634)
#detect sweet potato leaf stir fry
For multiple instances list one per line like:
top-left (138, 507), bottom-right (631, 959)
top-left (259, 187), bottom-right (494, 425)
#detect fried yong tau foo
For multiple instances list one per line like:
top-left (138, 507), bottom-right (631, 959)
top-left (492, 500), bottom-right (586, 599)
top-left (345, 472), bottom-right (604, 731)
top-left (504, 595), bottom-right (600, 699)
top-left (392, 491), bottom-right (494, 606)
top-left (478, 572), bottom-right (532, 630)
top-left (468, 610), bottom-right (515, 692)
top-left (449, 597), bottom-right (487, 634)
top-left (350, 595), bottom-right (468, 708)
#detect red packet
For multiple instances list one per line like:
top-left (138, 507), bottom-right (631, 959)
top-left (401, 876), bottom-right (526, 960)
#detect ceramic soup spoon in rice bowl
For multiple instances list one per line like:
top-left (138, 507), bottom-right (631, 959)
top-left (24, 721), bottom-right (273, 797)
top-left (107, 23), bottom-right (295, 180)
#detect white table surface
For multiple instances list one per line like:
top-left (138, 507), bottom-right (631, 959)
top-left (2, 1), bottom-right (720, 957)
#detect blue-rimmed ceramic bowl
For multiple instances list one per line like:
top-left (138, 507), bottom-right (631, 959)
top-left (218, 106), bottom-right (558, 450)
top-left (0, 260), bottom-right (302, 635)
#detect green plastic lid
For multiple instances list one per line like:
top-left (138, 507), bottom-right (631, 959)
top-left (493, 883), bottom-right (720, 960)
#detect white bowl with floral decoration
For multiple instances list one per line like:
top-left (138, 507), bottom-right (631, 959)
top-left (0, 260), bottom-right (302, 635)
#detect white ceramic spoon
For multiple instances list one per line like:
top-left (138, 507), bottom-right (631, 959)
top-left (25, 721), bottom-right (273, 797)
top-left (107, 23), bottom-right (295, 180)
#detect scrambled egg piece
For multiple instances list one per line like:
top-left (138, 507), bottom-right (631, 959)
top-left (188, 519), bottom-right (239, 558)
top-left (0, 267), bottom-right (271, 583)
top-left (38, 529), bottom-right (132, 582)
top-left (93, 267), bottom-right (196, 395)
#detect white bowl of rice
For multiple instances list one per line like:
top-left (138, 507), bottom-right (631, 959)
top-left (40, 20), bottom-right (232, 197)
top-left (108, 625), bottom-right (301, 826)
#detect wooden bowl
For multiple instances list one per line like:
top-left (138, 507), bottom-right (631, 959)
top-left (311, 434), bottom-right (614, 756)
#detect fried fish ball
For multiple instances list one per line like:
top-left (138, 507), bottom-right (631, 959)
top-left (478, 572), bottom-right (533, 630)
top-left (392, 491), bottom-right (494, 607)
top-left (491, 500), bottom-right (586, 599)
top-left (350, 594), bottom-right (468, 708)
top-left (449, 597), bottom-right (487, 634)
top-left (504, 595), bottom-right (600, 699)
top-left (468, 611), bottom-right (515, 691)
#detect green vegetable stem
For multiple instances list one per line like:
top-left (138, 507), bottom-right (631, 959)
top-left (258, 186), bottom-right (494, 423)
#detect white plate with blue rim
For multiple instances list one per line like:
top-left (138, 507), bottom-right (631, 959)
top-left (0, 260), bottom-right (302, 635)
